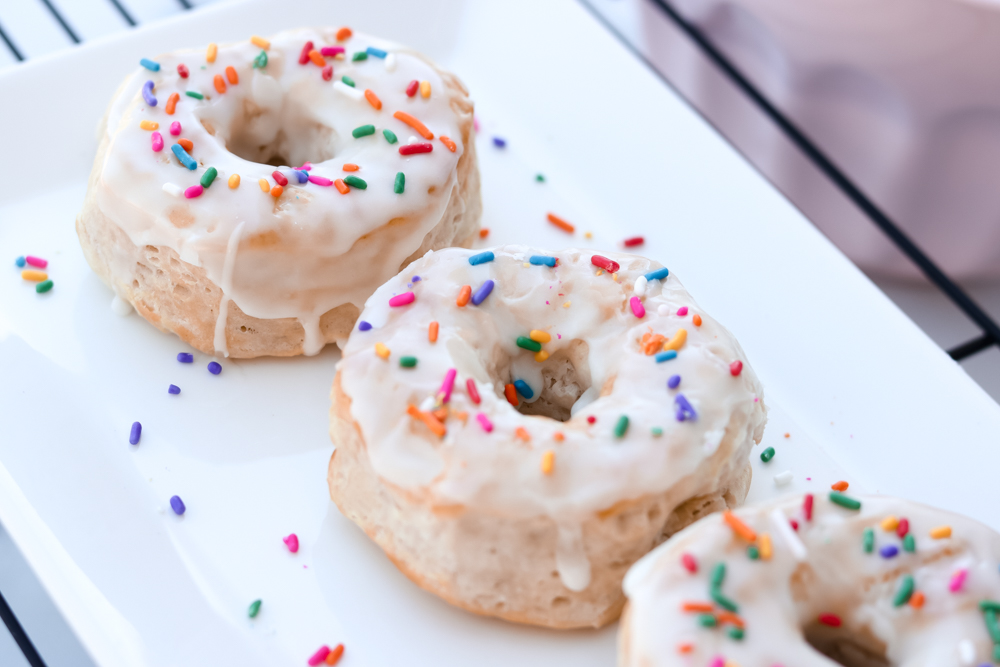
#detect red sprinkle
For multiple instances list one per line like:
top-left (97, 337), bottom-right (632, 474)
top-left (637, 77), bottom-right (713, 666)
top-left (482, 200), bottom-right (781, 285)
top-left (283, 533), bottom-right (299, 553)
top-left (591, 255), bottom-right (620, 273)
top-left (322, 64), bottom-right (333, 81)
top-left (803, 494), bottom-right (814, 521)
top-left (587, 415), bottom-right (596, 424)
top-left (399, 143), bottom-right (433, 155)
top-left (272, 170), bottom-right (288, 186)
top-left (466, 378), bottom-right (481, 405)
top-left (681, 552), bottom-right (698, 573)
top-left (730, 360), bottom-right (743, 376)
top-left (406, 79), bottom-right (419, 97)
top-left (177, 63), bottom-right (189, 79)
top-left (623, 236), bottom-right (644, 247)
top-left (790, 518), bottom-right (799, 531)
top-left (299, 41), bottom-right (315, 65)
top-left (897, 518), bottom-right (910, 538)
top-left (818, 613), bottom-right (842, 627)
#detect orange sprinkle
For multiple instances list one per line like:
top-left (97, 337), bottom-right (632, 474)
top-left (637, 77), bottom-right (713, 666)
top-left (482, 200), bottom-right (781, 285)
top-left (428, 321), bottom-right (439, 343)
top-left (258, 178), bottom-right (269, 192)
top-left (406, 405), bottom-right (446, 437)
top-left (440, 136), bottom-right (457, 152)
top-left (165, 92), bottom-right (179, 115)
top-left (478, 228), bottom-right (490, 238)
top-left (540, 450), bottom-right (555, 474)
top-left (515, 427), bottom-right (531, 441)
top-left (270, 185), bottom-right (283, 198)
top-left (225, 66), bottom-right (238, 84)
top-left (547, 212), bottom-right (575, 233)
top-left (758, 532), bottom-right (773, 560)
top-left (455, 411), bottom-right (468, 422)
top-left (342, 164), bottom-right (359, 172)
top-left (374, 342), bottom-right (390, 359)
top-left (364, 89), bottom-right (382, 110)
top-left (930, 526), bottom-right (952, 539)
top-left (715, 611), bottom-right (745, 629)
top-left (504, 384), bottom-right (519, 407)
top-left (308, 49), bottom-right (325, 67)
top-left (677, 644), bottom-right (694, 655)
top-left (909, 591), bottom-right (925, 609)
top-left (681, 602), bottom-right (714, 613)
top-left (456, 285), bottom-right (471, 307)
top-left (554, 432), bottom-right (565, 442)
top-left (177, 138), bottom-right (193, 152)
top-left (784, 432), bottom-right (791, 438)
top-left (206, 43), bottom-right (217, 63)
top-left (432, 408), bottom-right (448, 423)
top-left (393, 110), bottom-right (434, 140)
top-left (325, 643), bottom-right (344, 665)
top-left (250, 35), bottom-right (270, 50)
top-left (693, 314), bottom-right (703, 326)
top-left (336, 27), bottom-right (352, 41)
top-left (213, 74), bottom-right (226, 93)
top-left (641, 332), bottom-right (667, 355)
top-left (334, 179), bottom-right (349, 195)
top-left (723, 510), bottom-right (757, 542)
top-left (831, 480), bottom-right (849, 492)
top-left (228, 174), bottom-right (240, 189)
top-left (139, 120), bottom-right (158, 131)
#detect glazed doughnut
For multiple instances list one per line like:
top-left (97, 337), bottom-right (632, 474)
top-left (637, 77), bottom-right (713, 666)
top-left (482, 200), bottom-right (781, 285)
top-left (328, 245), bottom-right (766, 628)
top-left (620, 492), bottom-right (1000, 666)
top-left (77, 27), bottom-right (480, 357)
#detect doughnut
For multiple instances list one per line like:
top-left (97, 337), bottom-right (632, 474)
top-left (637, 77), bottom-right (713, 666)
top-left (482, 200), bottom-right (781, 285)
top-left (77, 27), bottom-right (480, 357)
top-left (328, 245), bottom-right (766, 628)
top-left (620, 492), bottom-right (1000, 665)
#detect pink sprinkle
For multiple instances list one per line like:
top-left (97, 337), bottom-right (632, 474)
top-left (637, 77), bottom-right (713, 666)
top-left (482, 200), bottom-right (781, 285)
top-left (466, 378), bottom-right (481, 404)
top-left (151, 131), bottom-right (164, 152)
top-left (439, 368), bottom-right (457, 403)
top-left (476, 413), bottom-right (493, 433)
top-left (322, 64), bottom-right (333, 81)
top-left (308, 175), bottom-right (333, 186)
top-left (677, 306), bottom-right (689, 316)
top-left (307, 646), bottom-right (330, 666)
top-left (950, 568), bottom-right (968, 592)
top-left (283, 533), bottom-right (299, 553)
top-left (169, 121), bottom-right (181, 136)
top-left (680, 552), bottom-right (697, 573)
top-left (299, 162), bottom-right (313, 171)
top-left (388, 292), bottom-right (415, 307)
top-left (473, 116), bottom-right (480, 132)
top-left (629, 296), bottom-right (645, 318)
top-left (184, 185), bottom-right (203, 199)
top-left (25, 256), bottom-right (47, 268)
top-left (321, 46), bottom-right (345, 57)
top-left (709, 658), bottom-right (725, 667)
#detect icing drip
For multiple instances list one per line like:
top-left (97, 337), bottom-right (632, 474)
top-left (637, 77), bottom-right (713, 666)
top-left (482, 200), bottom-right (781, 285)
top-left (555, 522), bottom-right (591, 592)
top-left (110, 295), bottom-right (133, 317)
top-left (214, 221), bottom-right (245, 357)
top-left (300, 314), bottom-right (323, 356)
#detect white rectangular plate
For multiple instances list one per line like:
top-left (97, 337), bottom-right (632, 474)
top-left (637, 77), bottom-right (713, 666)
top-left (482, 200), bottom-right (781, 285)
top-left (2, 1), bottom-right (999, 665)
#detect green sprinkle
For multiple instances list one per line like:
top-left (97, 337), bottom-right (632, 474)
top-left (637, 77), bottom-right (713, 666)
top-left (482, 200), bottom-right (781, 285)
top-left (747, 545), bottom-right (759, 560)
top-left (863, 527), bottom-right (874, 553)
top-left (399, 356), bottom-right (417, 368)
top-left (893, 575), bottom-right (914, 607)
top-left (200, 167), bottom-right (218, 188)
top-left (711, 562), bottom-right (726, 587)
top-left (185, 91), bottom-right (204, 99)
top-left (535, 173), bottom-right (545, 182)
top-left (352, 124), bottom-right (376, 138)
top-left (727, 627), bottom-right (744, 641)
top-left (248, 599), bottom-right (262, 618)
top-left (35, 280), bottom-right (53, 294)
top-left (352, 51), bottom-right (368, 61)
top-left (342, 75), bottom-right (355, 87)
top-left (711, 588), bottom-right (739, 613)
top-left (698, 614), bottom-right (717, 628)
top-left (253, 51), bottom-right (268, 68)
top-left (344, 175), bottom-right (367, 190)
top-left (383, 129), bottom-right (398, 144)
top-left (985, 608), bottom-right (1000, 643)
top-left (829, 491), bottom-right (862, 510)
top-left (994, 644), bottom-right (1000, 663)
top-left (981, 600), bottom-right (1000, 613)
top-left (903, 533), bottom-right (915, 552)
top-left (394, 172), bottom-right (405, 194)
top-left (651, 427), bottom-right (663, 437)
top-left (760, 446), bottom-right (775, 463)
top-left (613, 415), bottom-right (629, 439)
top-left (516, 336), bottom-right (542, 352)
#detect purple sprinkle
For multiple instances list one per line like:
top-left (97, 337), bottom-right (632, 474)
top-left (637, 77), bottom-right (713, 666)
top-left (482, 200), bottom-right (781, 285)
top-left (667, 375), bottom-right (681, 390)
top-left (471, 280), bottom-right (495, 306)
top-left (358, 321), bottom-right (372, 331)
top-left (492, 136), bottom-right (506, 148)
top-left (207, 361), bottom-right (222, 375)
top-left (168, 384), bottom-right (180, 395)
top-left (675, 394), bottom-right (697, 422)
top-left (177, 352), bottom-right (193, 363)
top-left (412, 276), bottom-right (421, 282)
top-left (169, 495), bottom-right (186, 515)
top-left (129, 421), bottom-right (142, 445)
top-left (141, 80), bottom-right (157, 107)
top-left (880, 545), bottom-right (899, 559)
top-left (296, 170), bottom-right (308, 184)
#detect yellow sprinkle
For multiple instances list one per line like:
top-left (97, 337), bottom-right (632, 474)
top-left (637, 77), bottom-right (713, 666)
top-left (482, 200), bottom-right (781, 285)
top-left (523, 262), bottom-right (530, 268)
top-left (375, 343), bottom-right (390, 360)
top-left (419, 80), bottom-right (431, 98)
top-left (540, 450), bottom-right (555, 475)
top-left (663, 328), bottom-right (688, 351)
top-left (612, 272), bottom-right (618, 282)
top-left (758, 532), bottom-right (772, 560)
top-left (21, 270), bottom-right (47, 282)
top-left (250, 35), bottom-right (270, 50)
top-left (584, 231), bottom-right (593, 239)
top-left (881, 516), bottom-right (899, 532)
top-left (334, 52), bottom-right (345, 60)
top-left (562, 301), bottom-right (571, 308)
top-left (139, 120), bottom-right (159, 131)
top-left (206, 43), bottom-right (217, 63)
top-left (534, 350), bottom-right (550, 363)
top-left (529, 330), bottom-right (551, 343)
top-left (228, 174), bottom-right (240, 189)
top-left (258, 178), bottom-right (270, 192)
top-left (595, 269), bottom-right (603, 276)
top-left (930, 525), bottom-right (952, 539)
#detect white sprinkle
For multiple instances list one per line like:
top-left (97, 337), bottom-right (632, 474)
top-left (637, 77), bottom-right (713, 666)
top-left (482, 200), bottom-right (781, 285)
top-left (384, 53), bottom-right (397, 72)
top-left (958, 639), bottom-right (976, 665)
top-left (770, 508), bottom-right (807, 561)
top-left (408, 135), bottom-right (420, 144)
top-left (110, 295), bottom-right (133, 317)
top-left (774, 470), bottom-right (794, 486)
top-left (419, 396), bottom-right (435, 412)
top-left (162, 183), bottom-right (182, 197)
top-left (633, 275), bottom-right (647, 297)
top-left (657, 304), bottom-right (670, 316)
top-left (333, 80), bottom-right (363, 100)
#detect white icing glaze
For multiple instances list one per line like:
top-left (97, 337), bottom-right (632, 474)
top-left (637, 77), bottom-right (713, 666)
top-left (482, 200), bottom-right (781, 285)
top-left (97, 28), bottom-right (467, 354)
top-left (110, 295), bottom-right (133, 317)
top-left (337, 246), bottom-right (767, 589)
top-left (622, 493), bottom-right (1000, 666)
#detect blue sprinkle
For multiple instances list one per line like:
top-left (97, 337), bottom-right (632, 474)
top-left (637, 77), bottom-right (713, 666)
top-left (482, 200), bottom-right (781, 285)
top-left (667, 374), bottom-right (681, 389)
top-left (169, 495), bottom-right (186, 515)
top-left (513, 379), bottom-right (534, 399)
top-left (129, 421), bottom-right (142, 445)
top-left (655, 350), bottom-right (677, 363)
top-left (295, 170), bottom-right (308, 184)
top-left (171, 144), bottom-right (197, 170)
top-left (15, 256), bottom-right (25, 267)
top-left (471, 280), bottom-right (494, 305)
top-left (469, 251), bottom-right (495, 266)
top-left (366, 46), bottom-right (387, 59)
top-left (358, 321), bottom-right (372, 332)
top-left (207, 361), bottom-right (222, 375)
top-left (645, 267), bottom-right (670, 282)
top-left (168, 384), bottom-right (180, 395)
top-left (529, 255), bottom-right (556, 267)
top-left (492, 137), bottom-right (506, 148)
top-left (177, 352), bottom-right (194, 363)
top-left (880, 545), bottom-right (899, 559)
top-left (141, 80), bottom-right (157, 107)
top-left (140, 58), bottom-right (161, 72)
top-left (675, 394), bottom-right (697, 422)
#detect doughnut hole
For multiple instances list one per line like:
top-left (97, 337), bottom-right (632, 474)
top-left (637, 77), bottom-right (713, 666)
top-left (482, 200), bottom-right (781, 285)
top-left (802, 621), bottom-right (889, 667)
top-left (516, 340), bottom-right (593, 423)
